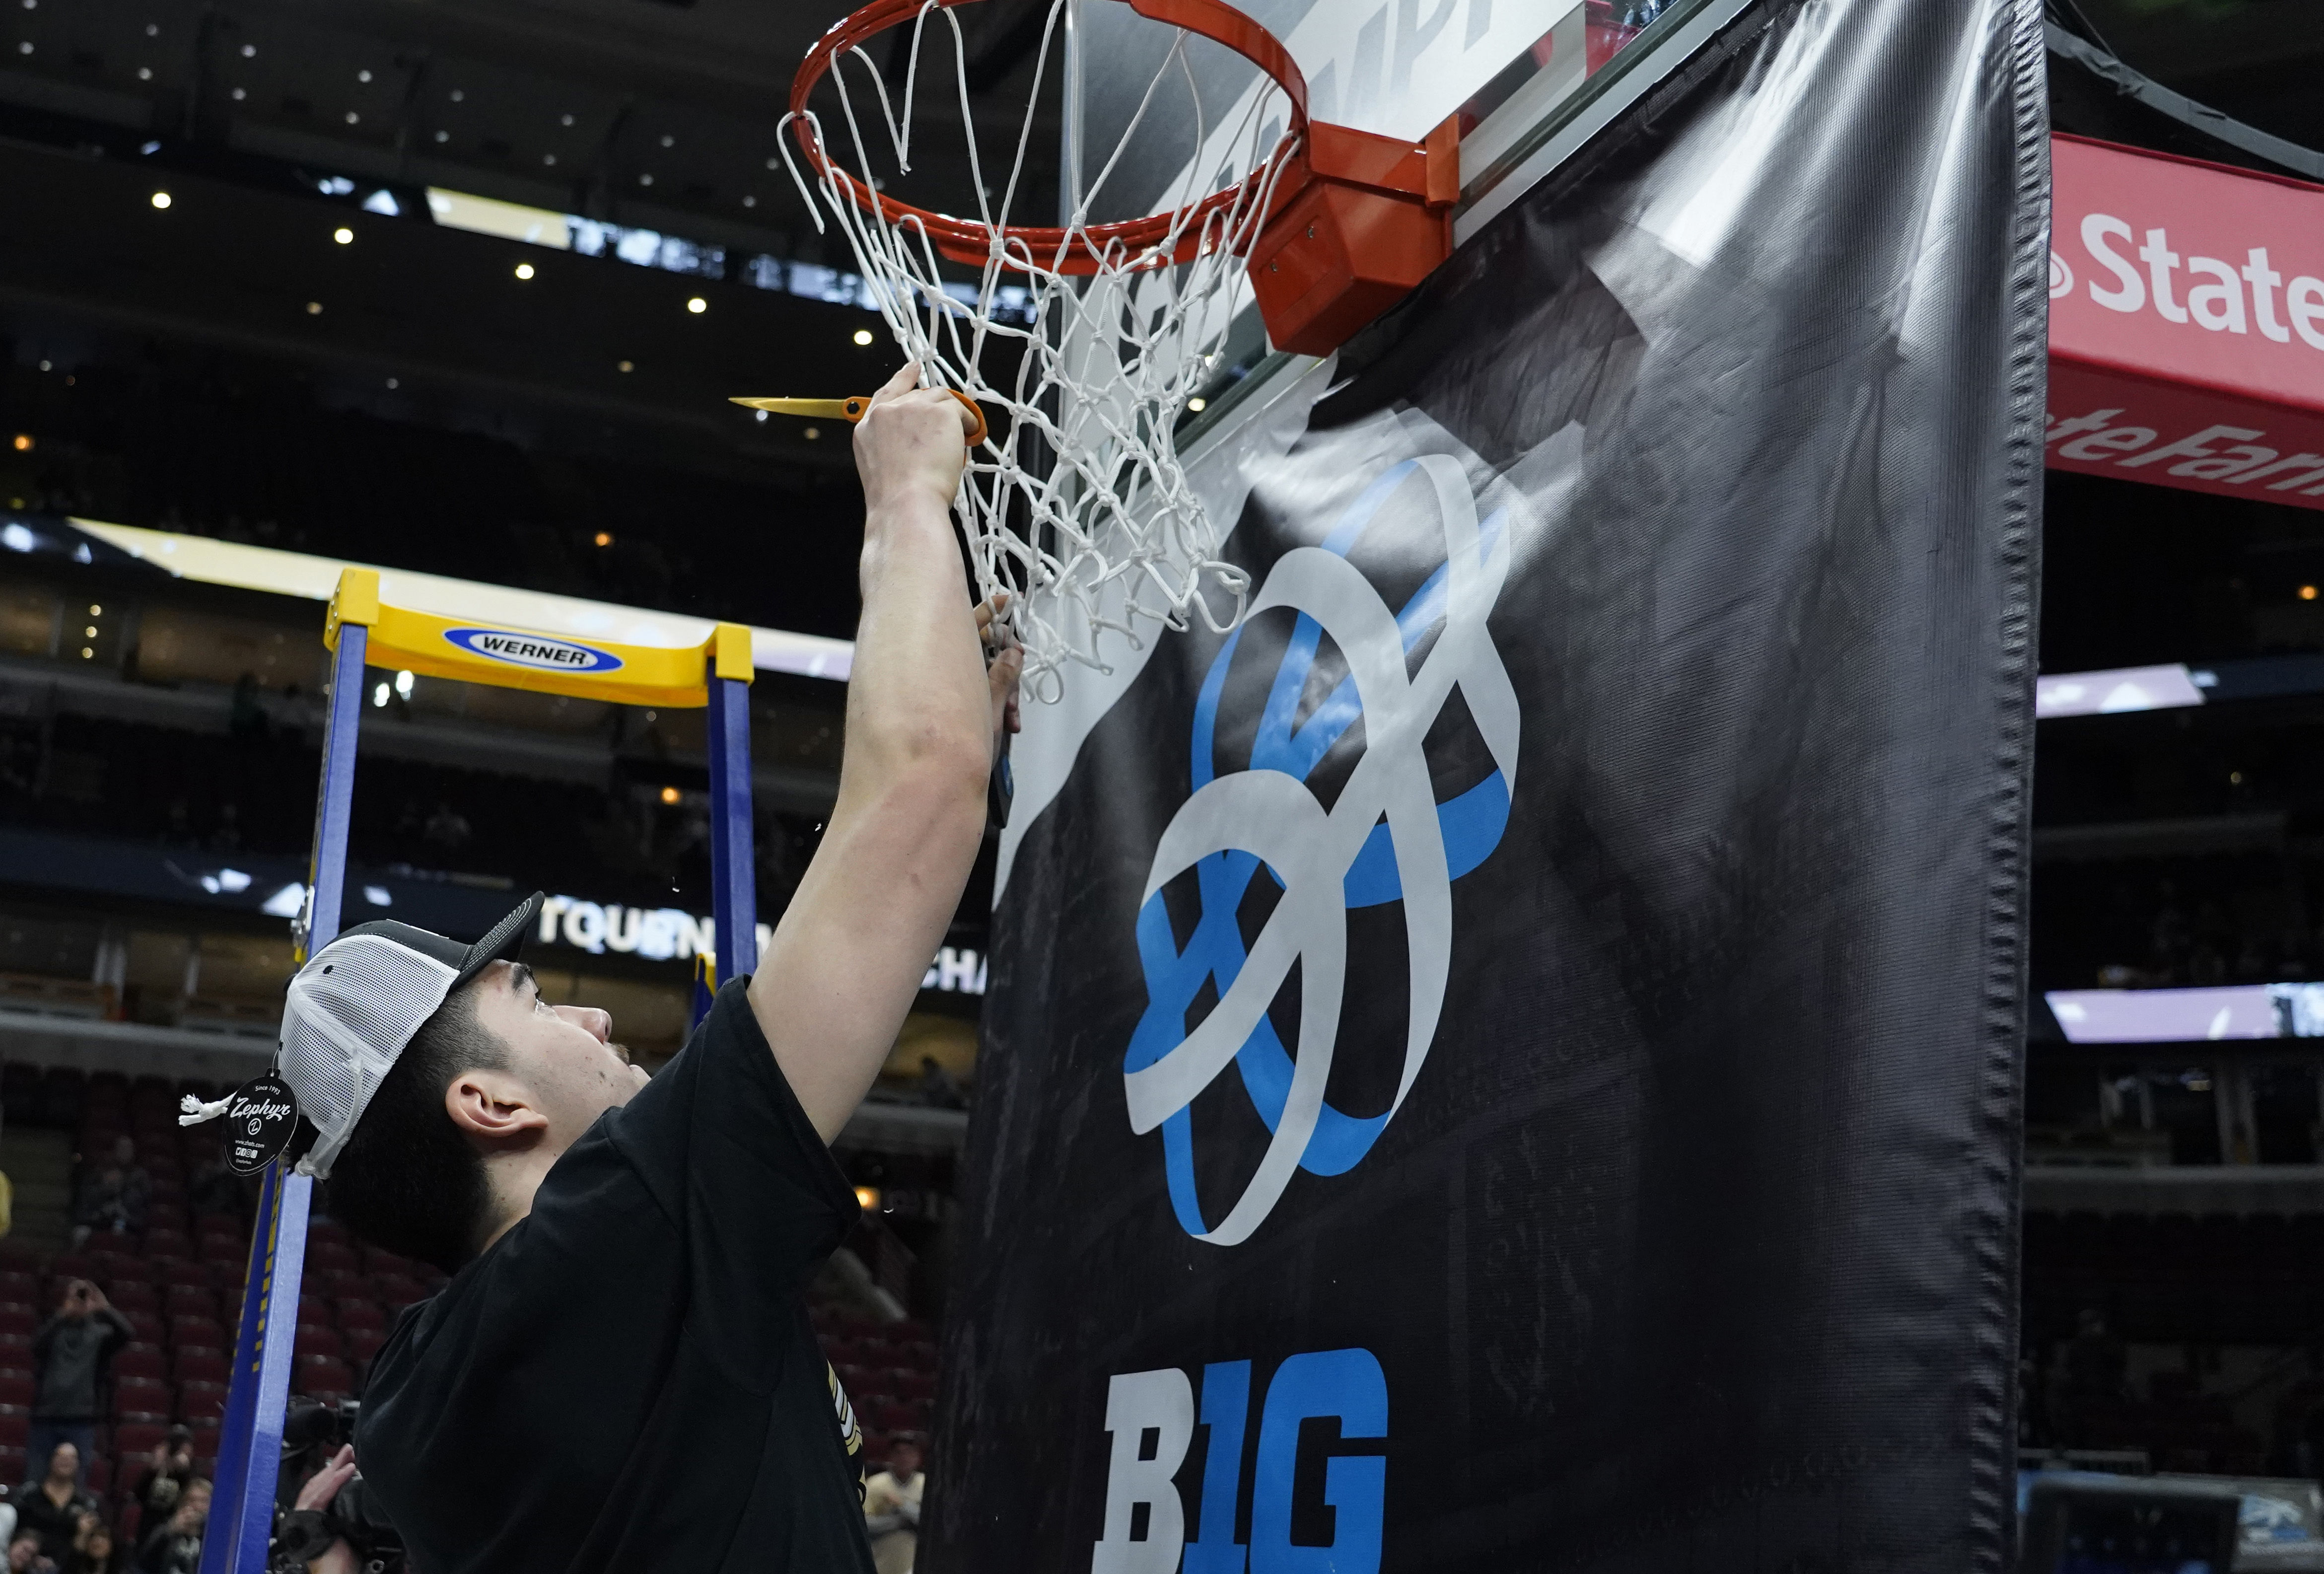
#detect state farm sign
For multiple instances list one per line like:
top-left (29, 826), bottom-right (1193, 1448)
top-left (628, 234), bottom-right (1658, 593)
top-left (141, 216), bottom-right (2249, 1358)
top-left (2048, 134), bottom-right (2324, 511)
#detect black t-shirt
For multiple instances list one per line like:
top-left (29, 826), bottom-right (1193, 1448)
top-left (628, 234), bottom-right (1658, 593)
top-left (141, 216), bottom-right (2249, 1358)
top-left (356, 980), bottom-right (874, 1572)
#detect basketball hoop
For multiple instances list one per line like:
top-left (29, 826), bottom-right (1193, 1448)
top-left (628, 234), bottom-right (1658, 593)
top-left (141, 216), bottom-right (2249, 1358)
top-left (780, 0), bottom-right (1458, 697)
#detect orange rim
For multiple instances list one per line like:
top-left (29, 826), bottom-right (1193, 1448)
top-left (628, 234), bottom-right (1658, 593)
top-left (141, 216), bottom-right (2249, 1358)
top-left (790, 0), bottom-right (1309, 277)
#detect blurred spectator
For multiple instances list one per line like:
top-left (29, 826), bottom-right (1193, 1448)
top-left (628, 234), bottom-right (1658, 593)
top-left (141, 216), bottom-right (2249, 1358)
top-left (207, 802), bottom-right (242, 854)
top-left (132, 1483), bottom-right (207, 1574)
top-left (159, 799), bottom-right (195, 849)
top-left (862, 1439), bottom-right (924, 1574)
top-left (69, 1141), bottom-right (148, 1249)
top-left (29, 1283), bottom-right (132, 1473)
top-left (2051, 1307), bottom-right (2128, 1445)
top-left (61, 1524), bottom-right (115, 1574)
top-left (226, 676), bottom-right (269, 745)
top-left (187, 1160), bottom-right (240, 1220)
top-left (6, 1532), bottom-right (54, 1574)
top-left (11, 1445), bottom-right (93, 1562)
top-left (916, 1056), bottom-right (967, 1112)
top-left (132, 1428), bottom-right (196, 1523)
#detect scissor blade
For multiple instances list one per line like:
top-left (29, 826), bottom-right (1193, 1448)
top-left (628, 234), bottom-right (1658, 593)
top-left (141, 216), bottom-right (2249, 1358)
top-left (728, 397), bottom-right (859, 419)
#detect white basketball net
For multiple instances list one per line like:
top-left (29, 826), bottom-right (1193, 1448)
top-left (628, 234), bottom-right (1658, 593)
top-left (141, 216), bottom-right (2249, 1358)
top-left (780, 0), bottom-right (1301, 701)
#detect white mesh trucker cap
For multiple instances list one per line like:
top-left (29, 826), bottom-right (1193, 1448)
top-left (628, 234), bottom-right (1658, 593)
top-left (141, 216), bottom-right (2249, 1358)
top-left (280, 893), bottom-right (543, 1180)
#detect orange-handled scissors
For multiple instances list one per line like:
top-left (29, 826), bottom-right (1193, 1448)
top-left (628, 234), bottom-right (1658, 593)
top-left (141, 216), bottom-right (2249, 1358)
top-left (730, 389), bottom-right (988, 446)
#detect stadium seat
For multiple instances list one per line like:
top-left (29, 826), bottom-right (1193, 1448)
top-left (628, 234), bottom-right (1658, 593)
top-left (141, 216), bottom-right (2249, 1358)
top-left (0, 1372), bottom-right (30, 1408)
top-left (890, 1369), bottom-right (935, 1401)
top-left (294, 1324), bottom-right (345, 1361)
top-left (309, 1220), bottom-right (352, 1250)
top-left (295, 1357), bottom-right (354, 1399)
top-left (115, 1375), bottom-right (170, 1416)
top-left (0, 1304), bottom-right (35, 1339)
top-left (165, 1284), bottom-right (217, 1319)
top-left (174, 1350), bottom-right (228, 1385)
top-left (308, 1242), bottom-right (359, 1275)
top-left (109, 1282), bottom-right (161, 1317)
top-left (178, 1379), bottom-right (229, 1421)
top-left (144, 1228), bottom-right (192, 1259)
top-left (372, 1274), bottom-right (423, 1307)
top-left (113, 1345), bottom-right (166, 1381)
top-left (343, 1326), bottom-right (386, 1365)
top-left (114, 1422), bottom-right (167, 1458)
top-left (168, 1315), bottom-right (226, 1348)
top-left (0, 1272), bottom-right (38, 1301)
top-left (336, 1300), bottom-right (387, 1333)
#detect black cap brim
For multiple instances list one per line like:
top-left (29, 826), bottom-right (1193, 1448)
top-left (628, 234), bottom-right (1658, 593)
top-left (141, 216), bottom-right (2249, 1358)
top-left (455, 891), bottom-right (544, 988)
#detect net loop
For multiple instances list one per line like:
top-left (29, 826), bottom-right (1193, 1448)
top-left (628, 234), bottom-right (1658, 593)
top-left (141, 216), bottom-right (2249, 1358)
top-left (782, 0), bottom-right (1305, 695)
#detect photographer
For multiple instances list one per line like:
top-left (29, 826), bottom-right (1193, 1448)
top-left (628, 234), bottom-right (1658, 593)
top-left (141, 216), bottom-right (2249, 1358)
top-left (275, 1446), bottom-right (359, 1574)
top-left (29, 1283), bottom-right (131, 1479)
top-left (131, 1427), bottom-right (196, 1524)
top-left (260, 366), bottom-right (1015, 1571)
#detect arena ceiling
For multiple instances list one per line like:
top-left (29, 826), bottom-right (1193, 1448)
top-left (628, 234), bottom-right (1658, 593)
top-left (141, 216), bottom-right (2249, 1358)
top-left (0, 0), bottom-right (1062, 256)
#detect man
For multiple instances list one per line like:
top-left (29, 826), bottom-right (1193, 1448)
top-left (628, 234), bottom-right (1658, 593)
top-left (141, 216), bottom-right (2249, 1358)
top-left (27, 1283), bottom-right (131, 1477)
top-left (271, 362), bottom-right (1016, 1570)
top-left (862, 1438), bottom-right (926, 1574)
top-left (131, 1424), bottom-right (196, 1523)
top-left (131, 1484), bottom-right (207, 1574)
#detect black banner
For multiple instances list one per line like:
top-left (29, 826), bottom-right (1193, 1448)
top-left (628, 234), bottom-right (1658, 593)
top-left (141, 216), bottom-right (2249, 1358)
top-left (937, 0), bottom-right (2046, 1568)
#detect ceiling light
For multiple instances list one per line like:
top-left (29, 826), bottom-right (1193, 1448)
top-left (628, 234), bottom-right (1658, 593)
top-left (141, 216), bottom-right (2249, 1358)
top-left (433, 130), bottom-right (447, 142)
top-left (686, 296), bottom-right (706, 314)
top-left (2303, 585), bottom-right (2318, 601)
top-left (333, 226), bottom-right (353, 244)
top-left (852, 328), bottom-right (874, 346)
top-left (449, 88), bottom-right (463, 101)
top-left (16, 42), bottom-right (30, 54)
top-left (659, 134), bottom-right (674, 148)
top-left (356, 69), bottom-right (371, 82)
top-left (543, 153), bottom-right (556, 166)
top-left (150, 191), bottom-right (171, 209)
top-left (659, 786), bottom-right (681, 805)
top-left (230, 87), bottom-right (245, 100)
top-left (513, 262), bottom-right (534, 280)
top-left (385, 378), bottom-right (398, 389)
top-left (345, 111), bottom-right (359, 124)
top-left (593, 531), bottom-right (614, 547)
top-left (754, 410), bottom-right (767, 422)
top-left (803, 426), bottom-right (821, 440)
top-left (83, 626), bottom-right (96, 639)
top-left (87, 605), bottom-right (99, 616)
top-left (1188, 396), bottom-right (1207, 412)
top-left (371, 682), bottom-right (389, 708)
top-left (638, 173), bottom-right (654, 187)
top-left (305, 301), bottom-right (322, 315)
top-left (239, 42), bottom-right (254, 56)
top-left (765, 156), bottom-right (779, 170)
top-left (9, 435), bottom-right (27, 451)
top-left (394, 669), bottom-right (413, 698)
top-left (137, 67), bottom-right (151, 80)
top-left (143, 21), bottom-right (155, 33)
top-left (560, 113), bottom-right (574, 127)
top-left (81, 648), bottom-right (93, 660)
top-left (617, 359), bottom-right (634, 372)
top-left (742, 195), bottom-right (756, 208)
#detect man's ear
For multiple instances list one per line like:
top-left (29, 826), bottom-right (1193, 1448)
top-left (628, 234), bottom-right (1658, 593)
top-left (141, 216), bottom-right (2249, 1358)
top-left (444, 1070), bottom-right (551, 1146)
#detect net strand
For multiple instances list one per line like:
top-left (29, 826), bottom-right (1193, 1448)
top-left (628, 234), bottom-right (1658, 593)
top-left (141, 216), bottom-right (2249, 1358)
top-left (781, 0), bottom-right (1301, 701)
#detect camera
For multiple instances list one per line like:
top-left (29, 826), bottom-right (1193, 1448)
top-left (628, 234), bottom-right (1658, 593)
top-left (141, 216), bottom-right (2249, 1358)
top-left (271, 1398), bottom-right (404, 1574)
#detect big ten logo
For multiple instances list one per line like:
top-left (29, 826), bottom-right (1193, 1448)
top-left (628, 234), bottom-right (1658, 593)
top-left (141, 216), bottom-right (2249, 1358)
top-left (1092, 1349), bottom-right (1387, 1574)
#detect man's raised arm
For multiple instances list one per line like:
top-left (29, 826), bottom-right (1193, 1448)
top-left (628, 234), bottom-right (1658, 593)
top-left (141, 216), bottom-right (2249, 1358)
top-left (748, 360), bottom-right (1019, 1141)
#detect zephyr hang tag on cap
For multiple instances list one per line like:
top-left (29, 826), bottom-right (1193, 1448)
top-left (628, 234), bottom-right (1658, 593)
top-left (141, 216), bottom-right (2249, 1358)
top-left (220, 1072), bottom-right (300, 1176)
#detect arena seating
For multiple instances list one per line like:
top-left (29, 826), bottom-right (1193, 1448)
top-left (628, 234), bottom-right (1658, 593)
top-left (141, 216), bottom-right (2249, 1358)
top-left (811, 1300), bottom-right (939, 1467)
top-left (0, 1063), bottom-right (447, 1533)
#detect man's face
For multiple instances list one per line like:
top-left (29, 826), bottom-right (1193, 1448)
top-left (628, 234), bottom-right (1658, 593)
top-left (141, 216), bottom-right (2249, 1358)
top-left (467, 961), bottom-right (647, 1149)
top-left (48, 1441), bottom-right (75, 1479)
top-left (891, 1443), bottom-right (922, 1479)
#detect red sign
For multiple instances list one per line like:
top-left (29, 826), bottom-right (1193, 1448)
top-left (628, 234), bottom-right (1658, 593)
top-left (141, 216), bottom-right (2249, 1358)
top-left (2048, 134), bottom-right (2324, 512)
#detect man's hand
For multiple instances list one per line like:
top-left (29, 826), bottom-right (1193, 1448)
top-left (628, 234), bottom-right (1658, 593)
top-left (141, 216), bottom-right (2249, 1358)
top-left (854, 360), bottom-right (976, 518)
top-left (977, 595), bottom-right (1024, 738)
top-left (294, 1445), bottom-right (360, 1574)
top-left (81, 1285), bottom-right (109, 1314)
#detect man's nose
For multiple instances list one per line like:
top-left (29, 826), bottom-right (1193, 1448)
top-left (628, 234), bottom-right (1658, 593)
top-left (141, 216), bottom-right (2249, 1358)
top-left (555, 1003), bottom-right (613, 1042)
